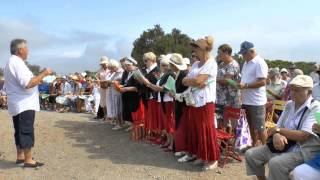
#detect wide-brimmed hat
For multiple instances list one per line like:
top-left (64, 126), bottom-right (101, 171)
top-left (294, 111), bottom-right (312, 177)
top-left (70, 75), bottom-right (79, 81)
top-left (183, 58), bottom-right (190, 65)
top-left (289, 75), bottom-right (313, 88)
top-left (100, 56), bottom-right (109, 65)
top-left (169, 53), bottom-right (187, 71)
top-left (280, 68), bottom-right (289, 73)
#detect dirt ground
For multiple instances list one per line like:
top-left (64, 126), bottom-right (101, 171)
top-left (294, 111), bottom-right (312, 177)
top-left (0, 110), bottom-right (250, 180)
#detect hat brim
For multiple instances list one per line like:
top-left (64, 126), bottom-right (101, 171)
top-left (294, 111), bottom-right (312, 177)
top-left (169, 61), bottom-right (187, 71)
top-left (238, 49), bottom-right (247, 55)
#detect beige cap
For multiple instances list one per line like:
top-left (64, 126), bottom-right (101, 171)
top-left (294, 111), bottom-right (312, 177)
top-left (289, 75), bottom-right (313, 88)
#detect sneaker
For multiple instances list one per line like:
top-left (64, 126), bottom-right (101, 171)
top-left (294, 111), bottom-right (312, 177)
top-left (177, 155), bottom-right (196, 163)
top-left (174, 151), bottom-right (185, 157)
top-left (202, 161), bottom-right (218, 171)
top-left (125, 126), bottom-right (133, 132)
top-left (112, 125), bottom-right (123, 130)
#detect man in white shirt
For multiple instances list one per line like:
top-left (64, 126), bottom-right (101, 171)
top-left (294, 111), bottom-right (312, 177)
top-left (3, 39), bottom-right (52, 168)
top-left (238, 41), bottom-right (269, 146)
top-left (245, 75), bottom-right (320, 180)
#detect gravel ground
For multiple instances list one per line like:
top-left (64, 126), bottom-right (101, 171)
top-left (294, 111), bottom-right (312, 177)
top-left (0, 110), bottom-right (249, 180)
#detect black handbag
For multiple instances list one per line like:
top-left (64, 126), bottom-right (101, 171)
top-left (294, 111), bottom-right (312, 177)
top-left (267, 106), bottom-right (308, 153)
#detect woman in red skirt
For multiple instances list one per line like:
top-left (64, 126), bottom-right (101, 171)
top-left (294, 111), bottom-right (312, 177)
top-left (145, 55), bottom-right (175, 151)
top-left (182, 36), bottom-right (220, 171)
top-left (141, 52), bottom-right (161, 142)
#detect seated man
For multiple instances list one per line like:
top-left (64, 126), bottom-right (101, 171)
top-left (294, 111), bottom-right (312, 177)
top-left (245, 75), bottom-right (320, 180)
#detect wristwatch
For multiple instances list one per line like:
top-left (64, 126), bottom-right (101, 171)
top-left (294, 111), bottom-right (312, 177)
top-left (275, 128), bottom-right (281, 134)
top-left (244, 83), bottom-right (249, 89)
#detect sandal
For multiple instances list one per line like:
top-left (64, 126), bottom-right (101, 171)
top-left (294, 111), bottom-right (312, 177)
top-left (24, 162), bottom-right (45, 168)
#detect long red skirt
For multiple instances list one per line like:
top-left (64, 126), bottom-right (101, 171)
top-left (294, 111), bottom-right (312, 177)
top-left (158, 102), bottom-right (175, 134)
top-left (131, 99), bottom-right (145, 125)
top-left (144, 99), bottom-right (159, 132)
top-left (175, 106), bottom-right (190, 152)
top-left (163, 102), bottom-right (175, 134)
top-left (188, 103), bottom-right (220, 162)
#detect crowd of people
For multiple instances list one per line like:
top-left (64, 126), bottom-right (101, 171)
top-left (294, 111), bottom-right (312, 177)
top-left (2, 37), bottom-right (320, 179)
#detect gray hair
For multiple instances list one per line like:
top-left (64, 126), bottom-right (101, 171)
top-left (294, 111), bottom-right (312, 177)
top-left (10, 39), bottom-right (27, 55)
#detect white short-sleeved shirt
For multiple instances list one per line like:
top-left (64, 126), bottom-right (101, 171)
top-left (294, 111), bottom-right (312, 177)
top-left (240, 55), bottom-right (268, 105)
top-left (3, 55), bottom-right (40, 116)
top-left (61, 82), bottom-right (72, 95)
top-left (187, 56), bottom-right (217, 107)
top-left (276, 97), bottom-right (320, 152)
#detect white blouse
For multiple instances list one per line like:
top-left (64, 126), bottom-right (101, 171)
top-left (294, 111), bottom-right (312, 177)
top-left (187, 56), bottom-right (217, 107)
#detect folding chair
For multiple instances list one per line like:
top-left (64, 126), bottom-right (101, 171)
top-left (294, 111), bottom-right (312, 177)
top-left (217, 106), bottom-right (242, 168)
top-left (265, 100), bottom-right (287, 129)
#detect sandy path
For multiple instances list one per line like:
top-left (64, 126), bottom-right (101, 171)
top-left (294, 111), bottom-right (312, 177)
top-left (0, 110), bottom-right (248, 180)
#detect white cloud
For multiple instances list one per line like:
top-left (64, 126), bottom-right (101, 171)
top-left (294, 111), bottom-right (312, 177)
top-left (0, 19), bottom-right (133, 74)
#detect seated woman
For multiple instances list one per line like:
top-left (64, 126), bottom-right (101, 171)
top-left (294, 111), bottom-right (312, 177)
top-left (291, 123), bottom-right (320, 180)
top-left (68, 75), bottom-right (82, 112)
top-left (0, 78), bottom-right (7, 109)
top-left (56, 76), bottom-right (72, 112)
top-left (77, 76), bottom-right (95, 113)
top-left (267, 68), bottom-right (287, 101)
top-left (245, 75), bottom-right (320, 180)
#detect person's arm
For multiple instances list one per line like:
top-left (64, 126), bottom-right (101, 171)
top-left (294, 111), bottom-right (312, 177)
top-left (182, 74), bottom-right (208, 87)
top-left (26, 68), bottom-right (52, 89)
top-left (267, 89), bottom-right (282, 100)
top-left (120, 87), bottom-right (138, 93)
top-left (274, 129), bottom-right (311, 143)
top-left (239, 78), bottom-right (266, 89)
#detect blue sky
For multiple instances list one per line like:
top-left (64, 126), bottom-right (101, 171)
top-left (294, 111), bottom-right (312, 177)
top-left (1, 0), bottom-right (320, 73)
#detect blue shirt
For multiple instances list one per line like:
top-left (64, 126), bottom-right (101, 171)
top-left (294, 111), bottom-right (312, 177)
top-left (306, 153), bottom-right (320, 171)
top-left (38, 83), bottom-right (50, 94)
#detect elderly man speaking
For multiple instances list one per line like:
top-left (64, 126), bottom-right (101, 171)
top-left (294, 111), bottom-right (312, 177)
top-left (4, 39), bottom-right (52, 168)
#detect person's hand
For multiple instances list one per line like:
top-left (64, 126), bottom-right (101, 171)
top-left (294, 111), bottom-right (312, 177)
top-left (273, 133), bottom-right (288, 151)
top-left (44, 68), bottom-right (53, 76)
top-left (238, 83), bottom-right (245, 89)
top-left (312, 123), bottom-right (320, 134)
top-left (198, 83), bottom-right (206, 89)
top-left (168, 91), bottom-right (175, 97)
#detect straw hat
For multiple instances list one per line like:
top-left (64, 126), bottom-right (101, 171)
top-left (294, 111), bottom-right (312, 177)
top-left (169, 53), bottom-right (187, 71)
top-left (100, 56), bottom-right (109, 65)
top-left (183, 58), bottom-right (190, 65)
top-left (289, 75), bottom-right (313, 88)
top-left (280, 68), bottom-right (288, 73)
